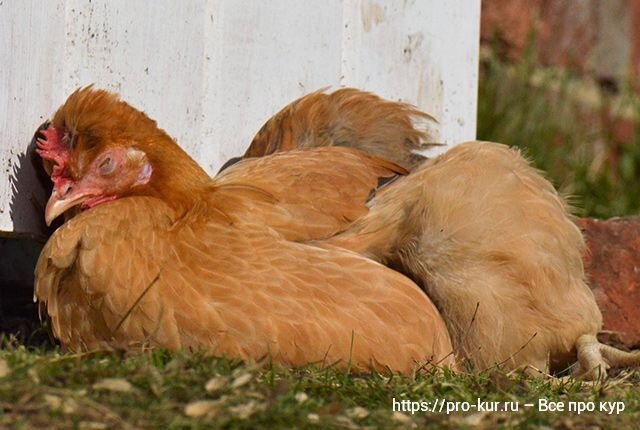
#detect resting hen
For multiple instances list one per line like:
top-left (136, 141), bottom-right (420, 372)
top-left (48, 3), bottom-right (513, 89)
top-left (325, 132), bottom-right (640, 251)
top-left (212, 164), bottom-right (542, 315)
top-left (217, 90), bottom-right (640, 378)
top-left (33, 87), bottom-right (455, 374)
top-left (327, 142), bottom-right (640, 378)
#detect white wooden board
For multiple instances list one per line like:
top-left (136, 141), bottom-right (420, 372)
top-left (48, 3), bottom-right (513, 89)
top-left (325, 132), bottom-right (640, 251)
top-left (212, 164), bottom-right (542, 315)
top-left (0, 0), bottom-right (480, 237)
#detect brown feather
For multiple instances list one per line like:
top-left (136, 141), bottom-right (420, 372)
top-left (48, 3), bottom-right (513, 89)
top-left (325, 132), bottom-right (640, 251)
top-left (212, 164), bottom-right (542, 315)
top-left (244, 88), bottom-right (438, 170)
top-left (214, 147), bottom-right (407, 241)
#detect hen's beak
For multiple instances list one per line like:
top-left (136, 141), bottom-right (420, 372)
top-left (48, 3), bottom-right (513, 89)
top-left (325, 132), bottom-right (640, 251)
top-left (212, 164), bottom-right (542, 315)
top-left (44, 180), bottom-right (93, 226)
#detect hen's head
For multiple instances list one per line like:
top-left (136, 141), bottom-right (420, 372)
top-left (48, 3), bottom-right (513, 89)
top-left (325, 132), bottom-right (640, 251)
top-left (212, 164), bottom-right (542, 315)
top-left (35, 86), bottom-right (209, 225)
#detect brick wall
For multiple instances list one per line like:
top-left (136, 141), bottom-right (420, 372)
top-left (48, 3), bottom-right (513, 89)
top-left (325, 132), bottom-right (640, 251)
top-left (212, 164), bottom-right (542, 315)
top-left (482, 0), bottom-right (640, 88)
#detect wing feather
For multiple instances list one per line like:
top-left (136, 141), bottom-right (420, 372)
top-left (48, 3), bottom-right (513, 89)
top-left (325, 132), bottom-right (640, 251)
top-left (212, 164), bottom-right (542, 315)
top-left (214, 147), bottom-right (407, 241)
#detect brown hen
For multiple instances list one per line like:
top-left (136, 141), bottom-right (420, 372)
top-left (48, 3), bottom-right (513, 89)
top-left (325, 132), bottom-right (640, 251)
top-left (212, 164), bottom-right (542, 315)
top-left (33, 87), bottom-right (455, 374)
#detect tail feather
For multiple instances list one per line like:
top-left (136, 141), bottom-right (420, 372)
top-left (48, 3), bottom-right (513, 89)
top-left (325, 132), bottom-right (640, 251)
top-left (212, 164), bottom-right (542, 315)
top-left (245, 88), bottom-right (439, 170)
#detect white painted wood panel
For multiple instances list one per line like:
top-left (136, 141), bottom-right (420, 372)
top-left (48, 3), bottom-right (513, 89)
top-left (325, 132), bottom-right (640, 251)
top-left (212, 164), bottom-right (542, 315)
top-left (342, 0), bottom-right (481, 147)
top-left (0, 0), bottom-right (480, 237)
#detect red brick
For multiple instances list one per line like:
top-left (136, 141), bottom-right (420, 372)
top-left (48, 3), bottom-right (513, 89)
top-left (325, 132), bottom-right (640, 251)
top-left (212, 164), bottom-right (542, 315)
top-left (577, 217), bottom-right (640, 348)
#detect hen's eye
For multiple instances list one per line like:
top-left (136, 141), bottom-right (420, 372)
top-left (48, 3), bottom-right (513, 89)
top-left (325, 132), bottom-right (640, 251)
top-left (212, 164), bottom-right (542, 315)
top-left (98, 156), bottom-right (116, 175)
top-left (63, 130), bottom-right (74, 148)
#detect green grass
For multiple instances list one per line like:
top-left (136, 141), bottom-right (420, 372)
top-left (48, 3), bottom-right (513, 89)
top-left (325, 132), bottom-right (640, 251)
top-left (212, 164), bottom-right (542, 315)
top-left (477, 49), bottom-right (640, 218)
top-left (0, 345), bottom-right (638, 429)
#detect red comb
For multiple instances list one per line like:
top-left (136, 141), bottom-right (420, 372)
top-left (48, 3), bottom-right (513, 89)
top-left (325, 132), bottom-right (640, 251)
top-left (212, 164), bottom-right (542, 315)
top-left (35, 125), bottom-right (69, 176)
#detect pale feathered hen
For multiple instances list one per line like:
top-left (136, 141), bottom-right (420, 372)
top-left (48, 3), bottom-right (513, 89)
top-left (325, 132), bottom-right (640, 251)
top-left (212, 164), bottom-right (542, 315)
top-left (217, 89), bottom-right (640, 379)
top-left (33, 87), bottom-right (455, 373)
top-left (327, 141), bottom-right (640, 378)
